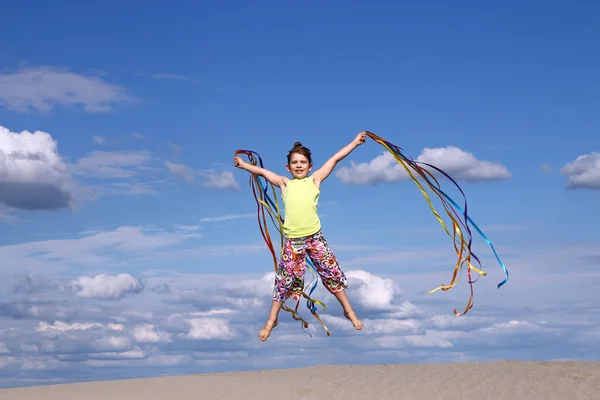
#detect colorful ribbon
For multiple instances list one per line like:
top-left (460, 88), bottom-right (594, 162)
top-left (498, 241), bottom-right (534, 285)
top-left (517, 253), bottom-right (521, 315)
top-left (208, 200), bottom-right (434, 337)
top-left (364, 131), bottom-right (509, 316)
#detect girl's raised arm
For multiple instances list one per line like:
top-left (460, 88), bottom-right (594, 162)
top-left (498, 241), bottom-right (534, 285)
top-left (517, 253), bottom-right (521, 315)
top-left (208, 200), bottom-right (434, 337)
top-left (312, 131), bottom-right (366, 185)
top-left (234, 156), bottom-right (288, 188)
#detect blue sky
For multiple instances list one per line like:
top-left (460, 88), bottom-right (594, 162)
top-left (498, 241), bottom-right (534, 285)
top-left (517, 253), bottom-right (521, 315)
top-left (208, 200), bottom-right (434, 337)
top-left (0, 0), bottom-right (599, 389)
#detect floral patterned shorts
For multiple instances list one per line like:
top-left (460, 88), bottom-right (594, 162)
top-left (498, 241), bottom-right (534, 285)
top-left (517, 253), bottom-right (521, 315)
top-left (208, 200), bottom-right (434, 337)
top-left (273, 229), bottom-right (348, 302)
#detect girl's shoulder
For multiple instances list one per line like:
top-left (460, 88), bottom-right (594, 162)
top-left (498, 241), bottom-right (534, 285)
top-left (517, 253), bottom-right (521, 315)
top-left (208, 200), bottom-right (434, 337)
top-left (308, 175), bottom-right (321, 190)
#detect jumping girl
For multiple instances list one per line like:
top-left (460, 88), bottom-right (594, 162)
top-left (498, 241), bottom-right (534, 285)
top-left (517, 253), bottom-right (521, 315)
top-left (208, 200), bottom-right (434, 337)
top-left (234, 131), bottom-right (367, 341)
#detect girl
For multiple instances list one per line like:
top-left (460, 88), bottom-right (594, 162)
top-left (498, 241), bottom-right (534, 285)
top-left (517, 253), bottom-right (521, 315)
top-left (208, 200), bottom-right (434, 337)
top-left (234, 131), bottom-right (366, 341)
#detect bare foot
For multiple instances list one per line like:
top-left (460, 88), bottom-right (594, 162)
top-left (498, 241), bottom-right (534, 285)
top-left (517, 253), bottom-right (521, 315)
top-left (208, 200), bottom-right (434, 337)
top-left (258, 319), bottom-right (278, 341)
top-left (344, 311), bottom-right (363, 330)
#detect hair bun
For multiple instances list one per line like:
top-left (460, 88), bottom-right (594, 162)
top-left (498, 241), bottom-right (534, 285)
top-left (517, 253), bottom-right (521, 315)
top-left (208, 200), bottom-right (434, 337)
top-left (287, 141), bottom-right (312, 164)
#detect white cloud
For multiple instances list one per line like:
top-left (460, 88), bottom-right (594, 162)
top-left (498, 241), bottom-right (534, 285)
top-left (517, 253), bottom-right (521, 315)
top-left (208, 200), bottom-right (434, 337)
top-left (374, 329), bottom-right (458, 348)
top-left (541, 163), bottom-right (553, 173)
top-left (35, 321), bottom-right (125, 333)
top-left (199, 213), bottom-right (254, 222)
top-left (164, 161), bottom-right (195, 183)
top-left (173, 225), bottom-right (201, 232)
top-left (0, 125), bottom-right (76, 210)
top-left (146, 244), bottom-right (265, 261)
top-left (336, 147), bottom-right (511, 184)
top-left (202, 171), bottom-right (240, 190)
top-left (67, 274), bottom-right (144, 300)
top-left (0, 226), bottom-right (201, 274)
top-left (132, 324), bottom-right (172, 343)
top-left (90, 134), bottom-right (149, 147)
top-left (184, 318), bottom-right (235, 340)
top-left (100, 182), bottom-right (156, 196)
top-left (0, 209), bottom-right (16, 223)
top-left (92, 136), bottom-right (106, 145)
top-left (0, 66), bottom-right (135, 113)
top-left (71, 151), bottom-right (152, 179)
top-left (346, 270), bottom-right (404, 311)
top-left (560, 152), bottom-right (600, 190)
top-left (344, 248), bottom-right (450, 268)
top-left (168, 142), bottom-right (183, 158)
top-left (132, 133), bottom-right (149, 141)
top-left (164, 161), bottom-right (240, 190)
top-left (428, 314), bottom-right (493, 330)
top-left (152, 73), bottom-right (192, 81)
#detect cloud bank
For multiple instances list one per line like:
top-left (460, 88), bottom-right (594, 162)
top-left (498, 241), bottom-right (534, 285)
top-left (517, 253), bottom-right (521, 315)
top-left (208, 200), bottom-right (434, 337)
top-left (0, 262), bottom-right (597, 389)
top-left (0, 228), bottom-right (598, 389)
top-left (336, 147), bottom-right (511, 184)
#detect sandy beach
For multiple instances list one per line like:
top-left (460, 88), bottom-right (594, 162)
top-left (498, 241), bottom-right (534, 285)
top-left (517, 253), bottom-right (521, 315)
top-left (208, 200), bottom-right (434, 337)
top-left (0, 361), bottom-right (598, 400)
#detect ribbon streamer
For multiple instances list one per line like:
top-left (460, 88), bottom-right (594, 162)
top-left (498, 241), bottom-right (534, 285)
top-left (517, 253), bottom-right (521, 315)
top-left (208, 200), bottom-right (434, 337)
top-left (364, 131), bottom-right (509, 316)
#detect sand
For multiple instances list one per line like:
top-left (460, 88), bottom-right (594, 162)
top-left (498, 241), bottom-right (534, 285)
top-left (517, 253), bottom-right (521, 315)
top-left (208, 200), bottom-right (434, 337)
top-left (0, 361), bottom-right (599, 400)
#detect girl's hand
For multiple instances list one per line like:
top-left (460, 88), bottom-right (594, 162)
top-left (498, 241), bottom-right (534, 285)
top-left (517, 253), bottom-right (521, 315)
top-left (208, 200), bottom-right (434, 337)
top-left (353, 131), bottom-right (367, 146)
top-left (234, 156), bottom-right (245, 169)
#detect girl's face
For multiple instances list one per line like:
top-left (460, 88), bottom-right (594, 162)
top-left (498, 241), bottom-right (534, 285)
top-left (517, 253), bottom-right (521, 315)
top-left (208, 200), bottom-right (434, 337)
top-left (286, 152), bottom-right (312, 178)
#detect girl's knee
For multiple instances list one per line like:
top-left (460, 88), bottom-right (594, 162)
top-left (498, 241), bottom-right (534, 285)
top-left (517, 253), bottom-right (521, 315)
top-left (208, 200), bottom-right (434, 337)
top-left (322, 274), bottom-right (348, 293)
top-left (273, 274), bottom-right (304, 302)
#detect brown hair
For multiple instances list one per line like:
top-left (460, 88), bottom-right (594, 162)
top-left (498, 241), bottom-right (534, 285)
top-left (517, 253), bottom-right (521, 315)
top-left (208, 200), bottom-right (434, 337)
top-left (287, 141), bottom-right (312, 164)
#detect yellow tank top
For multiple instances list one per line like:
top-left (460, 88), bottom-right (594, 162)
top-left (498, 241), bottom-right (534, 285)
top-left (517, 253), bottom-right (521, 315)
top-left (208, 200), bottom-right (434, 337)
top-left (282, 177), bottom-right (321, 238)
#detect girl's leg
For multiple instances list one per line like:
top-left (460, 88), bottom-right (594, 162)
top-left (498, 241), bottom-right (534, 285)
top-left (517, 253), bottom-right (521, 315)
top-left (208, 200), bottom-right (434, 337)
top-left (260, 237), bottom-right (306, 341)
top-left (306, 231), bottom-right (363, 330)
top-left (258, 300), bottom-right (283, 342)
top-left (332, 291), bottom-right (363, 330)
